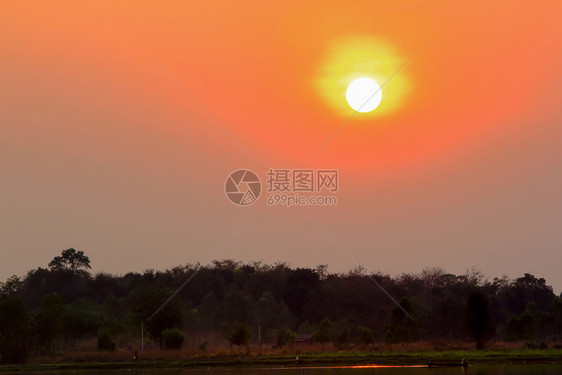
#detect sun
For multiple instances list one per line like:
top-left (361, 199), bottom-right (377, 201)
top-left (346, 77), bottom-right (382, 112)
top-left (315, 36), bottom-right (411, 118)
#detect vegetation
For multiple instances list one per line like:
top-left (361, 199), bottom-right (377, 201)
top-left (315, 318), bottom-right (332, 350)
top-left (48, 248), bottom-right (91, 272)
top-left (97, 329), bottom-right (116, 351)
top-left (385, 297), bottom-right (417, 343)
top-left (0, 296), bottom-right (33, 363)
top-left (465, 292), bottom-right (495, 349)
top-left (275, 327), bottom-right (295, 348)
top-left (1, 249), bottom-right (562, 364)
top-left (507, 310), bottom-right (536, 341)
top-left (36, 293), bottom-right (63, 352)
top-left (224, 323), bottom-right (253, 355)
top-left (162, 327), bottom-right (185, 350)
top-left (356, 325), bottom-right (374, 347)
top-left (1, 348), bottom-right (562, 372)
top-left (127, 284), bottom-right (184, 348)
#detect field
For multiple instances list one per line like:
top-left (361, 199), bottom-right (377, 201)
top-left (2, 342), bottom-right (562, 373)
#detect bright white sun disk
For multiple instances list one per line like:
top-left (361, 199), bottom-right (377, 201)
top-left (346, 78), bottom-right (382, 112)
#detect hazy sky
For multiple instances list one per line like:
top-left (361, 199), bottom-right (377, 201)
top-left (1, 2), bottom-right (561, 292)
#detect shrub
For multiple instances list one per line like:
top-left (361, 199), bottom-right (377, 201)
top-left (162, 327), bottom-right (184, 350)
top-left (97, 329), bottom-right (116, 351)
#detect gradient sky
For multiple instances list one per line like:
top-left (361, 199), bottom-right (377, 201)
top-left (1, 2), bottom-right (561, 291)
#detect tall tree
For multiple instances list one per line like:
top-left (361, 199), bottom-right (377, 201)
top-left (465, 292), bottom-right (495, 349)
top-left (0, 297), bottom-right (33, 363)
top-left (283, 268), bottom-right (319, 321)
top-left (48, 248), bottom-right (91, 272)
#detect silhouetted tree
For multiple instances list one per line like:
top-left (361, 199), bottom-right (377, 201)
top-left (36, 293), bottom-right (64, 352)
top-left (332, 318), bottom-right (351, 349)
top-left (97, 329), bottom-right (115, 351)
top-left (275, 327), bottom-right (295, 348)
top-left (283, 268), bottom-right (319, 321)
top-left (385, 297), bottom-right (416, 343)
top-left (4, 251), bottom-right (562, 351)
top-left (551, 297), bottom-right (562, 338)
top-left (48, 248), bottom-right (91, 272)
top-left (314, 318), bottom-right (332, 350)
top-left (127, 284), bottom-right (184, 348)
top-left (223, 323), bottom-right (252, 355)
top-left (0, 296), bottom-right (33, 363)
top-left (62, 307), bottom-right (88, 343)
top-left (506, 310), bottom-right (536, 341)
top-left (503, 273), bottom-right (554, 314)
top-left (162, 327), bottom-right (185, 350)
top-left (465, 292), bottom-right (495, 349)
top-left (356, 325), bottom-right (374, 347)
top-left (0, 275), bottom-right (22, 297)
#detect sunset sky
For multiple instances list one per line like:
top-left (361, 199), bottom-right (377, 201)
top-left (1, 2), bottom-right (561, 291)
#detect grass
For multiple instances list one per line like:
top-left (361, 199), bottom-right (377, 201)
top-left (1, 345), bottom-right (562, 373)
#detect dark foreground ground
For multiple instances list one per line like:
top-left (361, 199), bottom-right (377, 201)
top-left (2, 349), bottom-right (562, 373)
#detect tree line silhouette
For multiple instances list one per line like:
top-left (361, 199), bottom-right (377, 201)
top-left (1, 248), bottom-right (561, 363)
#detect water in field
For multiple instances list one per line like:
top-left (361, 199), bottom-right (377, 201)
top-left (11, 364), bottom-right (562, 375)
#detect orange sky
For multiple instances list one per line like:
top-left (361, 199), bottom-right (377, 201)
top-left (1, 1), bottom-right (561, 290)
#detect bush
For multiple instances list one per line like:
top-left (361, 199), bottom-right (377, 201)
top-left (97, 329), bottom-right (116, 351)
top-left (162, 327), bottom-right (184, 350)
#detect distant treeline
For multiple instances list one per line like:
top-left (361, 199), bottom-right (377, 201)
top-left (1, 248), bottom-right (561, 363)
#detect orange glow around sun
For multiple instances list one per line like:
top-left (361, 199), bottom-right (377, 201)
top-left (1, 0), bottom-right (560, 175)
top-left (315, 35), bottom-right (412, 118)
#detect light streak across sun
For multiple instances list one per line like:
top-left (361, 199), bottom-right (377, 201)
top-left (315, 35), bottom-right (411, 119)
